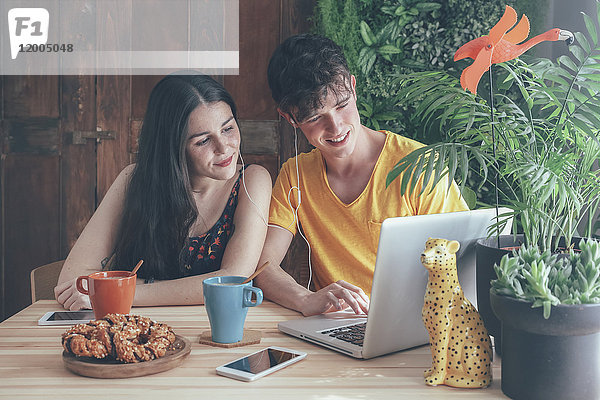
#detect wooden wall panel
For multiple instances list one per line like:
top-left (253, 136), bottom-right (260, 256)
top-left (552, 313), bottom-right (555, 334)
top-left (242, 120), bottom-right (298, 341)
top-left (238, 120), bottom-right (279, 182)
top-left (58, 0), bottom-right (96, 68)
top-left (190, 0), bottom-right (227, 52)
top-left (279, 0), bottom-right (317, 164)
top-left (282, 0), bottom-right (316, 42)
top-left (95, 1), bottom-right (132, 201)
top-left (132, 76), bottom-right (164, 118)
top-left (278, 0), bottom-right (316, 287)
top-left (3, 155), bottom-right (60, 318)
top-left (3, 119), bottom-right (59, 154)
top-left (224, 0), bottom-right (279, 120)
top-left (241, 154), bottom-right (278, 184)
top-left (96, 76), bottom-right (132, 201)
top-left (0, 15), bottom-right (63, 316)
top-left (132, 0), bottom-right (188, 51)
top-left (278, 0), bottom-right (317, 164)
top-left (58, 1), bottom-right (98, 256)
top-left (238, 120), bottom-right (279, 154)
top-left (61, 76), bottom-right (97, 256)
top-left (131, 76), bottom-right (165, 162)
top-left (2, 0), bottom-right (59, 119)
top-left (2, 77), bottom-right (60, 119)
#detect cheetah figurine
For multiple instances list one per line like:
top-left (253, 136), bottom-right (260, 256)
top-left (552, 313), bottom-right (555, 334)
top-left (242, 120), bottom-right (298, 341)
top-left (420, 238), bottom-right (492, 388)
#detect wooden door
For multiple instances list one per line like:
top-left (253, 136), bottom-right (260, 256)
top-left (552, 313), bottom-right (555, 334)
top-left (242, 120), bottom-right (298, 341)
top-left (0, 0), bottom-right (314, 321)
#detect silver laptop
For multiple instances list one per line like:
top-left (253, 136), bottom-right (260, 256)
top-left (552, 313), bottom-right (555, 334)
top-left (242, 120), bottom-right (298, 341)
top-left (278, 208), bottom-right (512, 359)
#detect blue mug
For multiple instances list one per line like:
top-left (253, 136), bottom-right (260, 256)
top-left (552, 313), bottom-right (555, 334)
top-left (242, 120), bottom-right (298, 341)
top-left (203, 276), bottom-right (263, 343)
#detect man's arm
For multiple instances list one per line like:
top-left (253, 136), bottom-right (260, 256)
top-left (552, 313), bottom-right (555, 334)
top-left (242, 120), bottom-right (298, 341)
top-left (255, 226), bottom-right (369, 316)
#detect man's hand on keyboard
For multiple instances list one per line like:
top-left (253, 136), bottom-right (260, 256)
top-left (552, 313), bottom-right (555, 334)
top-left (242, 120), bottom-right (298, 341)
top-left (300, 280), bottom-right (370, 317)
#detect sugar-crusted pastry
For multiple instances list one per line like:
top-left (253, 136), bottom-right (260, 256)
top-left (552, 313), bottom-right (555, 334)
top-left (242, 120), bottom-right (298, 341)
top-left (62, 314), bottom-right (176, 363)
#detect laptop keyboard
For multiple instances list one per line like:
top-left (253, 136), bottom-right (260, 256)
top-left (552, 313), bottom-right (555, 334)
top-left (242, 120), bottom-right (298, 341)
top-left (320, 322), bottom-right (366, 346)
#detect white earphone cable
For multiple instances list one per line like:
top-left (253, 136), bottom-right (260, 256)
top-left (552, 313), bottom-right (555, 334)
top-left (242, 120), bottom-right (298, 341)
top-left (238, 123), bottom-right (313, 289)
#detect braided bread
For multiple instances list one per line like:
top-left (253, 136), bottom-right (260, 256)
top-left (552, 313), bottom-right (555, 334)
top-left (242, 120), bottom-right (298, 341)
top-left (62, 314), bottom-right (176, 363)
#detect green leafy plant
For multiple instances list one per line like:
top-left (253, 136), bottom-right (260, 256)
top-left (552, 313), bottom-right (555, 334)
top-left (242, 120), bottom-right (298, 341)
top-left (314, 0), bottom-right (525, 137)
top-left (386, 3), bottom-right (600, 253)
top-left (314, 0), bottom-right (365, 80)
top-left (357, 2), bottom-right (442, 75)
top-left (491, 239), bottom-right (600, 318)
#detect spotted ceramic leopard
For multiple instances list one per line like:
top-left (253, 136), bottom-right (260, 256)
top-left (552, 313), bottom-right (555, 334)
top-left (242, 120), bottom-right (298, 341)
top-left (420, 238), bottom-right (492, 388)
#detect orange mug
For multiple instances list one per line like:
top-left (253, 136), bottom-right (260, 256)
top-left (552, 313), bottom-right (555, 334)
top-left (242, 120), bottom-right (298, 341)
top-left (76, 271), bottom-right (136, 319)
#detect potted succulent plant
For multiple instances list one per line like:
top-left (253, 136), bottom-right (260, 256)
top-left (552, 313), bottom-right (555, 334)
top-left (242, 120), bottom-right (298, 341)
top-left (385, 3), bottom-right (600, 352)
top-left (489, 239), bottom-right (600, 400)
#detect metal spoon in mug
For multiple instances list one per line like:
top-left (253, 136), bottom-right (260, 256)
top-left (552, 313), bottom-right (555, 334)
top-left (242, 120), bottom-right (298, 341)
top-left (242, 261), bottom-right (270, 284)
top-left (130, 260), bottom-right (144, 276)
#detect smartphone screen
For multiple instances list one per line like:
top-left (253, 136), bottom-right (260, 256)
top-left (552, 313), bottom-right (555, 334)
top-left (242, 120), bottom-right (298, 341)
top-left (224, 348), bottom-right (300, 374)
top-left (38, 310), bottom-right (95, 325)
top-left (46, 311), bottom-right (95, 321)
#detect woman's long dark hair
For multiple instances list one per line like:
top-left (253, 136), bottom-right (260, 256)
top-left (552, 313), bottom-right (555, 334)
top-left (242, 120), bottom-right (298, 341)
top-left (111, 74), bottom-right (238, 280)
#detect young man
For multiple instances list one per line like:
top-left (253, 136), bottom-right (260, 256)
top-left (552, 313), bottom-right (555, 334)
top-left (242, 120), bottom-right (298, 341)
top-left (255, 34), bottom-right (468, 316)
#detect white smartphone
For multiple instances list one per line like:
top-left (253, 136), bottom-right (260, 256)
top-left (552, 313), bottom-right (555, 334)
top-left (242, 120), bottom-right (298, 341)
top-left (38, 310), bottom-right (95, 326)
top-left (216, 346), bottom-right (307, 382)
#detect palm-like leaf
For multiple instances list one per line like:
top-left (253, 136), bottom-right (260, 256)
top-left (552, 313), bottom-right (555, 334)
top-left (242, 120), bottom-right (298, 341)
top-left (387, 6), bottom-right (600, 252)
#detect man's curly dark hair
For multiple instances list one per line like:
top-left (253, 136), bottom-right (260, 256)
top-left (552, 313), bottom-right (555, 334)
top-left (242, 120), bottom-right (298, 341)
top-left (267, 34), bottom-right (353, 123)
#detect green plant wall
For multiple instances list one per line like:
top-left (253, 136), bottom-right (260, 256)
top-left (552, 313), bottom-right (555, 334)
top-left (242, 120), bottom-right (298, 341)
top-left (313, 0), bottom-right (549, 141)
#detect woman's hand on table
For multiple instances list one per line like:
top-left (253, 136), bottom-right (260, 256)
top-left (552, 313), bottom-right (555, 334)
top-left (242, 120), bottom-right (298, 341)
top-left (300, 280), bottom-right (370, 317)
top-left (54, 278), bottom-right (91, 311)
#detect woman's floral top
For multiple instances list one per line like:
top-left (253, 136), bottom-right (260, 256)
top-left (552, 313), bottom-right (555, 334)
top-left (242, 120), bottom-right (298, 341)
top-left (182, 168), bottom-right (245, 276)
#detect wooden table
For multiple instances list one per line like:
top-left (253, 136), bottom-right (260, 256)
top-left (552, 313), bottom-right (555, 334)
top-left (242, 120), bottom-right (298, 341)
top-left (0, 300), bottom-right (506, 399)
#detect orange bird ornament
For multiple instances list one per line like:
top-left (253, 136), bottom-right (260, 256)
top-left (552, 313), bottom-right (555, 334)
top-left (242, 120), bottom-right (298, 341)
top-left (454, 5), bottom-right (574, 94)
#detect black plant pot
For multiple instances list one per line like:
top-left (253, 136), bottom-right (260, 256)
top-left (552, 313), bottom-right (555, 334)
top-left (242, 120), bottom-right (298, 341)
top-left (477, 235), bottom-right (583, 355)
top-left (491, 291), bottom-right (600, 400)
top-left (476, 234), bottom-right (524, 354)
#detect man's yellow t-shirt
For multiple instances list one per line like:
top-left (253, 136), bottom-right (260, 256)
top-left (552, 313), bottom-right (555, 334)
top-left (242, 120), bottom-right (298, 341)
top-left (269, 131), bottom-right (468, 295)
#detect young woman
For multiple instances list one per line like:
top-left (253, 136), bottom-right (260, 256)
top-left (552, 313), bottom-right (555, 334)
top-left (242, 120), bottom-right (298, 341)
top-left (55, 74), bottom-right (272, 310)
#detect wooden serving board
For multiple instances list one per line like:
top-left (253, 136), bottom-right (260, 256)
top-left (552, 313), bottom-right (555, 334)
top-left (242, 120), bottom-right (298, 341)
top-left (63, 335), bottom-right (191, 378)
